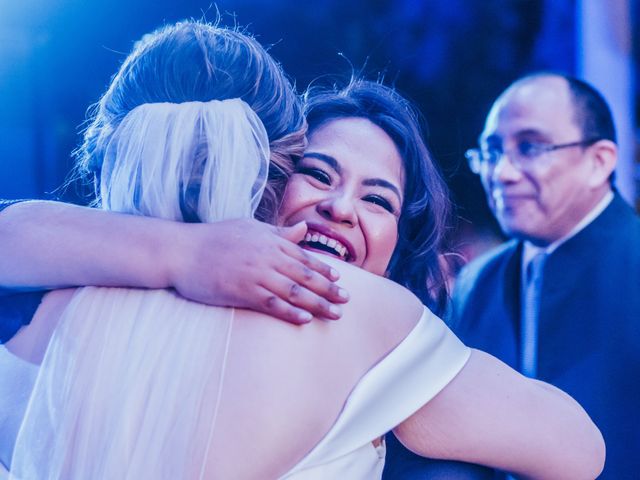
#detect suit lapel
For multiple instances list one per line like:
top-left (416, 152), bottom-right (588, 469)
top-left (536, 193), bottom-right (625, 381)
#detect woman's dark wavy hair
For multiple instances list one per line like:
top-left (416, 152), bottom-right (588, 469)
top-left (74, 20), bottom-right (306, 223)
top-left (303, 79), bottom-right (451, 312)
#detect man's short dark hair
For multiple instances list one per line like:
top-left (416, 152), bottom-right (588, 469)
top-left (564, 76), bottom-right (617, 144)
top-left (514, 72), bottom-right (617, 145)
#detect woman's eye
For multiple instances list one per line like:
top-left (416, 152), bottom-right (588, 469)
top-left (297, 167), bottom-right (331, 185)
top-left (364, 195), bottom-right (394, 213)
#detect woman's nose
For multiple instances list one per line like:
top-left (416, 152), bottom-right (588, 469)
top-left (317, 193), bottom-right (358, 227)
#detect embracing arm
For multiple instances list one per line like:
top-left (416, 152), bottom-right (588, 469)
top-left (304, 255), bottom-right (602, 479)
top-left (0, 201), bottom-right (347, 324)
top-left (394, 349), bottom-right (605, 480)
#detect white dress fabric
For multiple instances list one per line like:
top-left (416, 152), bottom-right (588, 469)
top-left (0, 347), bottom-right (38, 471)
top-left (11, 288), bottom-right (236, 479)
top-left (11, 97), bottom-right (272, 480)
top-left (12, 292), bottom-right (468, 480)
top-left (281, 307), bottom-right (470, 479)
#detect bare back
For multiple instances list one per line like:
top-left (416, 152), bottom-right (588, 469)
top-left (9, 254), bottom-right (424, 479)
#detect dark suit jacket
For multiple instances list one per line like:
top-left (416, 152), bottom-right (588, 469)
top-left (383, 432), bottom-right (497, 479)
top-left (449, 193), bottom-right (640, 479)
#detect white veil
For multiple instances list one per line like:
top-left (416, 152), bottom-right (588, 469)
top-left (101, 98), bottom-right (269, 222)
top-left (11, 99), bottom-right (270, 479)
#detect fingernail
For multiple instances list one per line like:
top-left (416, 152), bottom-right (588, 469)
top-left (337, 288), bottom-right (349, 300)
top-left (330, 268), bottom-right (339, 279)
top-left (329, 304), bottom-right (342, 318)
top-left (298, 311), bottom-right (313, 322)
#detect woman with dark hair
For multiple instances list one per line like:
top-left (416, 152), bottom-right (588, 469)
top-left (2, 21), bottom-right (603, 480)
top-left (302, 80), bottom-right (451, 312)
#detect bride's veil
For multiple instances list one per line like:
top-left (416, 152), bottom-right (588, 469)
top-left (101, 99), bottom-right (269, 222)
top-left (10, 99), bottom-right (270, 479)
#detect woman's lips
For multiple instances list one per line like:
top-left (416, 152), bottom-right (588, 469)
top-left (298, 223), bottom-right (357, 262)
top-left (302, 231), bottom-right (349, 260)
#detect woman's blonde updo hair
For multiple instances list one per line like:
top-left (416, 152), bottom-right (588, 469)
top-left (75, 20), bottom-right (306, 223)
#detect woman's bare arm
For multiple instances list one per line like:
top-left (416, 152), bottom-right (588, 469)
top-left (0, 201), bottom-right (347, 323)
top-left (394, 349), bottom-right (605, 480)
top-left (280, 254), bottom-right (603, 479)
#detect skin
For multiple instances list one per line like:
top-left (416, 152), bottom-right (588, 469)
top-left (278, 117), bottom-right (405, 275)
top-left (479, 75), bottom-right (617, 246)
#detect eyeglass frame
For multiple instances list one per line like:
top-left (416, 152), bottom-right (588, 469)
top-left (465, 138), bottom-right (602, 175)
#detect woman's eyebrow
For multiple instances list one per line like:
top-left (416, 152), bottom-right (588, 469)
top-left (302, 152), bottom-right (340, 173)
top-left (362, 178), bottom-right (402, 203)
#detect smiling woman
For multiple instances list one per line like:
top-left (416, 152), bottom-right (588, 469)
top-left (297, 80), bottom-right (452, 311)
top-left (279, 117), bottom-right (405, 275)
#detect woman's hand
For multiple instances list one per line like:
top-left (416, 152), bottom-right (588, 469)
top-left (168, 219), bottom-right (349, 324)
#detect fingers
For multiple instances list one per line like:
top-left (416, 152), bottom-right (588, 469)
top-left (262, 290), bottom-right (314, 325)
top-left (273, 243), bottom-right (350, 320)
top-left (275, 223), bottom-right (341, 282)
top-left (270, 222), bottom-right (340, 283)
top-left (276, 221), bottom-right (307, 243)
top-left (284, 263), bottom-right (349, 308)
top-left (280, 243), bottom-right (341, 283)
top-left (276, 248), bottom-right (347, 303)
top-left (253, 287), bottom-right (314, 325)
top-left (259, 273), bottom-right (343, 323)
top-left (302, 252), bottom-right (341, 282)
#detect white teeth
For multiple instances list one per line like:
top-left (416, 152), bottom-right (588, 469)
top-left (302, 230), bottom-right (349, 260)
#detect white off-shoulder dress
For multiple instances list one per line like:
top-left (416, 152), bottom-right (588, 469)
top-left (282, 305), bottom-right (470, 479)
top-left (10, 287), bottom-right (469, 480)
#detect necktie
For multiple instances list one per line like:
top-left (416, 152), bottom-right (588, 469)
top-left (520, 252), bottom-right (547, 378)
top-left (506, 253), bottom-right (547, 480)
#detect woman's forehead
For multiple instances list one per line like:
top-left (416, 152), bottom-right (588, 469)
top-left (306, 117), bottom-right (405, 188)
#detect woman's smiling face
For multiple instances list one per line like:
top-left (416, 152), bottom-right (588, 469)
top-left (278, 117), bottom-right (405, 276)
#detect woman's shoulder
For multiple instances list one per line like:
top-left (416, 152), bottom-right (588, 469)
top-left (220, 256), bottom-right (430, 476)
top-left (234, 253), bottom-right (425, 353)
top-left (319, 253), bottom-right (424, 342)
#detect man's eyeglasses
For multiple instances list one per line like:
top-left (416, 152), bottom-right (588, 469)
top-left (465, 138), bottom-right (601, 174)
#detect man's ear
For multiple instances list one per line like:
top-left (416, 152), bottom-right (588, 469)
top-left (587, 140), bottom-right (617, 188)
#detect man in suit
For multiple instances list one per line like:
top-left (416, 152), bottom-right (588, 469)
top-left (449, 72), bottom-right (640, 478)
